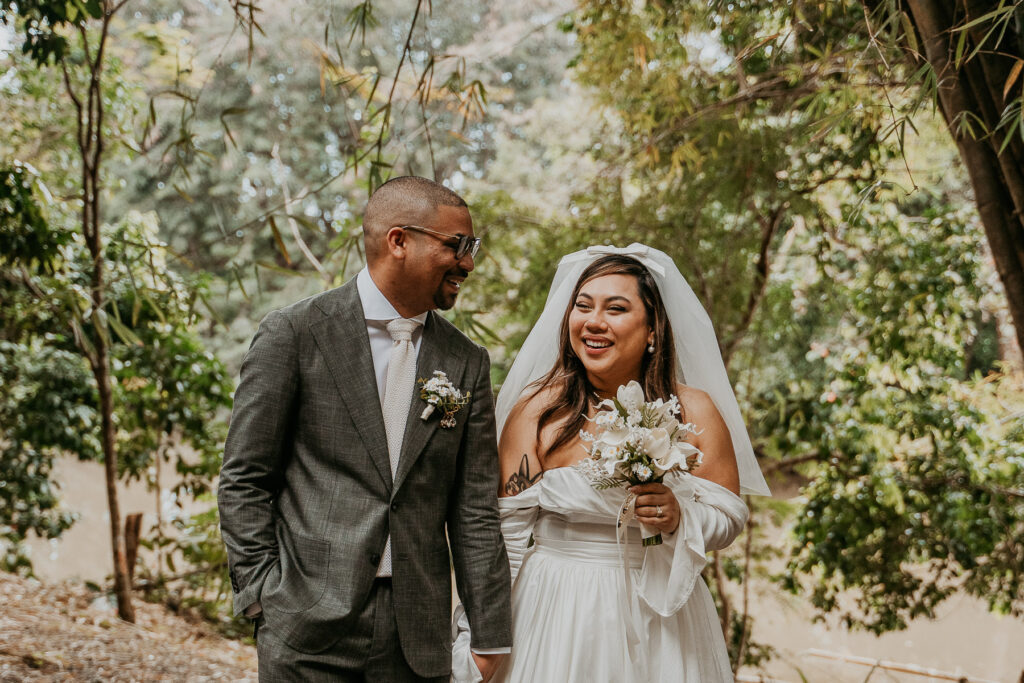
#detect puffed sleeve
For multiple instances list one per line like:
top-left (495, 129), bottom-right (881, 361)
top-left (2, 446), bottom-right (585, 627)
top-left (637, 475), bottom-right (749, 617)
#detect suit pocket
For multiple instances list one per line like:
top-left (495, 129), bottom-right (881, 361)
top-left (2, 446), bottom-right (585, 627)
top-left (262, 530), bottom-right (331, 614)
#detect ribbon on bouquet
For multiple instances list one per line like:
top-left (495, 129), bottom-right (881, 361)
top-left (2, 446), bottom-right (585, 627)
top-left (615, 491), bottom-right (651, 682)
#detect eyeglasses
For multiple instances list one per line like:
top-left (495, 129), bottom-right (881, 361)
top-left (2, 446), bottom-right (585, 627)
top-left (398, 224), bottom-right (481, 260)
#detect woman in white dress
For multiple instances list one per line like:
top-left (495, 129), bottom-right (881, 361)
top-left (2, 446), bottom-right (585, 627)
top-left (452, 244), bottom-right (770, 683)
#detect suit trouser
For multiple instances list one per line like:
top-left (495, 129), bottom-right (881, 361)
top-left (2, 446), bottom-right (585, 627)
top-left (256, 577), bottom-right (447, 683)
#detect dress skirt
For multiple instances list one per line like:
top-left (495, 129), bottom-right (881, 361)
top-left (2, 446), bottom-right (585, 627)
top-left (491, 513), bottom-right (735, 683)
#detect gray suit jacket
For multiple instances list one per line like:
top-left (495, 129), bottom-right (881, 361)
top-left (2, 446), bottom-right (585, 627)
top-left (218, 278), bottom-right (512, 677)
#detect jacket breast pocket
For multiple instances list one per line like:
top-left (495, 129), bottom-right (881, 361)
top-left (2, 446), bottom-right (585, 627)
top-left (262, 529), bottom-right (331, 614)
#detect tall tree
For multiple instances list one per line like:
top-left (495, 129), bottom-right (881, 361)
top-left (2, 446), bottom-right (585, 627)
top-left (1, 0), bottom-right (256, 621)
top-left (862, 0), bottom-right (1024, 359)
top-left (2, 0), bottom-right (139, 621)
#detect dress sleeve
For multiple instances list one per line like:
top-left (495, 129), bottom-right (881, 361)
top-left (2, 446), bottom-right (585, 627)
top-left (451, 488), bottom-right (540, 683)
top-left (637, 475), bottom-right (749, 617)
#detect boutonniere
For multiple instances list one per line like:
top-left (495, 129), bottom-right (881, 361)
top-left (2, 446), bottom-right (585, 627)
top-left (418, 370), bottom-right (471, 428)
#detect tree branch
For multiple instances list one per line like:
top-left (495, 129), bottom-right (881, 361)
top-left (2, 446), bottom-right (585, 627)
top-left (762, 451), bottom-right (823, 473)
top-left (722, 203), bottom-right (787, 366)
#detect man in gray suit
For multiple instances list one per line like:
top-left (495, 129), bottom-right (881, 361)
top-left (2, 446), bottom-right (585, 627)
top-left (218, 176), bottom-right (512, 681)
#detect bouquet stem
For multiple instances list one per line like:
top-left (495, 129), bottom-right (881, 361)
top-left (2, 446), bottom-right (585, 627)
top-left (640, 523), bottom-right (663, 547)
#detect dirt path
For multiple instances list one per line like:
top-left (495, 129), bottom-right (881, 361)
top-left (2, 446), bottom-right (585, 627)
top-left (0, 573), bottom-right (257, 682)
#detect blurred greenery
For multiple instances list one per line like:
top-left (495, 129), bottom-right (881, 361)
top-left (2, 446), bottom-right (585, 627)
top-left (1, 0), bottom-right (1022, 668)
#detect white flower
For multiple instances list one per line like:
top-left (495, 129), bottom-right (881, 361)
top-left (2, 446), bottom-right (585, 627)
top-left (599, 444), bottom-right (623, 462)
top-left (631, 462), bottom-right (653, 481)
top-left (596, 419), bottom-right (630, 447)
top-left (647, 397), bottom-right (678, 424)
top-left (616, 381), bottom-right (645, 412)
top-left (581, 382), bottom-right (704, 488)
top-left (653, 441), bottom-right (702, 474)
top-left (641, 427), bottom-right (672, 464)
top-left (418, 370), bottom-right (470, 427)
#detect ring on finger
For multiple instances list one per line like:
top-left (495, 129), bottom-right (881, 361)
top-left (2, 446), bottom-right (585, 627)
top-left (656, 505), bottom-right (662, 518)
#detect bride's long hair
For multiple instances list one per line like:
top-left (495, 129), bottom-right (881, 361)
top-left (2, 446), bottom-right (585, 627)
top-left (530, 255), bottom-right (679, 460)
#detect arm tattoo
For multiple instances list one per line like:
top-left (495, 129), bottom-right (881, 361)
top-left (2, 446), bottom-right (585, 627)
top-left (503, 454), bottom-right (542, 496)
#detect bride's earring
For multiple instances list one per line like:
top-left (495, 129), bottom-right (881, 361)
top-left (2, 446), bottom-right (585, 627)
top-left (647, 341), bottom-right (655, 353)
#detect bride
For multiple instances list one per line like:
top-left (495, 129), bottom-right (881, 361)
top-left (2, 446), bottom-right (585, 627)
top-left (452, 244), bottom-right (770, 682)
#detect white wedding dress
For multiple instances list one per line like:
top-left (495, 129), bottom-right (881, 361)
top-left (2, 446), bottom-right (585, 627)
top-left (451, 463), bottom-right (748, 683)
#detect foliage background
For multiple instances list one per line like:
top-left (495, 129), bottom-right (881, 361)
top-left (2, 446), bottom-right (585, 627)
top-left (1, 0), bottom-right (1022, 676)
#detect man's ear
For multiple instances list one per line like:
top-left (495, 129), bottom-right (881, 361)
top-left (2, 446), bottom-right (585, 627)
top-left (384, 226), bottom-right (408, 259)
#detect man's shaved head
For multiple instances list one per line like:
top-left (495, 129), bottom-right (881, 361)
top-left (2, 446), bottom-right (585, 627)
top-left (363, 176), bottom-right (467, 263)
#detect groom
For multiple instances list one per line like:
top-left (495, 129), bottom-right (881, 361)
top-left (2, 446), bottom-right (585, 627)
top-left (218, 176), bottom-right (512, 681)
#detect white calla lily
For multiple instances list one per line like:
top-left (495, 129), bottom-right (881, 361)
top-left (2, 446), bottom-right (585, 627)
top-left (615, 381), bottom-right (645, 412)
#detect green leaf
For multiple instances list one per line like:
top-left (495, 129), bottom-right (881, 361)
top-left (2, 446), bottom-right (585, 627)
top-left (899, 11), bottom-right (918, 56)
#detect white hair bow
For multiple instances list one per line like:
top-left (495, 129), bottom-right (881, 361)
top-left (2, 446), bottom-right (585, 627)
top-left (558, 243), bottom-right (667, 277)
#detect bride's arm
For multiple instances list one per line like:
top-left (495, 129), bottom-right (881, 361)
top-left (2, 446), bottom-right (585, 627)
top-left (497, 389), bottom-right (548, 498)
top-left (633, 391), bottom-right (749, 616)
top-left (679, 385), bottom-right (740, 495)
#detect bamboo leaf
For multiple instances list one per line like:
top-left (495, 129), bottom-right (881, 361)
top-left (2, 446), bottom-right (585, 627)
top-left (953, 5), bottom-right (1015, 34)
top-left (255, 260), bottom-right (307, 276)
top-left (267, 215), bottom-right (292, 265)
top-left (142, 292), bottom-right (167, 325)
top-left (232, 266), bottom-right (248, 299)
top-left (899, 11), bottom-right (918, 56)
top-left (997, 116), bottom-right (1019, 154)
top-left (172, 184), bottom-right (194, 203)
top-left (954, 29), bottom-right (968, 68)
top-left (108, 314), bottom-right (143, 347)
top-left (219, 106), bottom-right (247, 150)
top-left (1003, 59), bottom-right (1023, 100)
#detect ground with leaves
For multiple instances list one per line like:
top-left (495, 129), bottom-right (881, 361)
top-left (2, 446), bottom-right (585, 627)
top-left (0, 573), bottom-right (256, 682)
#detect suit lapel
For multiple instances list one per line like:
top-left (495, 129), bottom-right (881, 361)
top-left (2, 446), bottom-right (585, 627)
top-left (309, 281), bottom-right (393, 491)
top-left (393, 312), bottom-right (468, 493)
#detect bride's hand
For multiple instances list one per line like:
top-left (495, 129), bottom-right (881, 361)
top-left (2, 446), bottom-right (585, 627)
top-left (630, 482), bottom-right (680, 534)
top-left (472, 652), bottom-right (504, 682)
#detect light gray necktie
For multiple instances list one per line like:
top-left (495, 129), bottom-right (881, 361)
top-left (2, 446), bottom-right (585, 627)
top-left (377, 317), bottom-right (420, 577)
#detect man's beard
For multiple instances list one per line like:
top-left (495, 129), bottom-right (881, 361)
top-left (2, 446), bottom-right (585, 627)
top-left (433, 268), bottom-right (469, 310)
top-left (434, 290), bottom-right (457, 310)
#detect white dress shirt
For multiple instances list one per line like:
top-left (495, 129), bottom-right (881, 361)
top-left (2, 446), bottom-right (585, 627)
top-left (356, 267), bottom-right (428, 403)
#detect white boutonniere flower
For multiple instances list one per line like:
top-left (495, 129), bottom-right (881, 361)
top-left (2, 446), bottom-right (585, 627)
top-left (418, 371), bottom-right (471, 428)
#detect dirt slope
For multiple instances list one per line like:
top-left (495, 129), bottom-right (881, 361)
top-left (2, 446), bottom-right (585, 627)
top-left (0, 573), bottom-right (257, 682)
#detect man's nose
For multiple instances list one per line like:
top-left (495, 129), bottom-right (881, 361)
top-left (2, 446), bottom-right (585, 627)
top-left (458, 250), bottom-right (475, 273)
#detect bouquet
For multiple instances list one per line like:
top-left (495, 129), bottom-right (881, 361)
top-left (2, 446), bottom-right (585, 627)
top-left (580, 380), bottom-right (703, 545)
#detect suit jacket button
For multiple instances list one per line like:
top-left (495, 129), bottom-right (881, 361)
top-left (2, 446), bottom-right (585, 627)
top-left (370, 553), bottom-right (381, 565)
top-left (391, 502), bottom-right (398, 512)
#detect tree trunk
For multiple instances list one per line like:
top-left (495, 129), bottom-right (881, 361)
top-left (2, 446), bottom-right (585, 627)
top-left (897, 0), bottom-right (1024, 355)
top-left (124, 512), bottom-right (143, 584)
top-left (72, 3), bottom-right (135, 623)
top-left (95, 347), bottom-right (136, 622)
